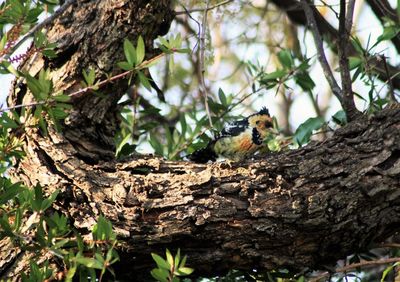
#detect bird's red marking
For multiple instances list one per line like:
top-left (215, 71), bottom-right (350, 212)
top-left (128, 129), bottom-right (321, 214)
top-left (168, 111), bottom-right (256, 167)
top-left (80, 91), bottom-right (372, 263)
top-left (239, 136), bottom-right (255, 151)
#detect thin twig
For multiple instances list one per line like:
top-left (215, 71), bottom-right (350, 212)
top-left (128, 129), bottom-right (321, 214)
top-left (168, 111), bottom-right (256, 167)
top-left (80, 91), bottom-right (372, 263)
top-left (3, 0), bottom-right (77, 60)
top-left (300, 0), bottom-right (343, 103)
top-left (310, 257), bottom-right (400, 282)
top-left (338, 0), bottom-right (360, 121)
top-left (374, 243), bottom-right (400, 249)
top-left (199, 0), bottom-right (213, 127)
top-left (175, 0), bottom-right (234, 15)
top-left (0, 52), bottom-right (167, 114)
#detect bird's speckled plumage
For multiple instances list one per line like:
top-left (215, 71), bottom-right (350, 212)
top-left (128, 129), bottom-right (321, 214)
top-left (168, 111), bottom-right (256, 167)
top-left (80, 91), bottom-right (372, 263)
top-left (188, 107), bottom-right (275, 163)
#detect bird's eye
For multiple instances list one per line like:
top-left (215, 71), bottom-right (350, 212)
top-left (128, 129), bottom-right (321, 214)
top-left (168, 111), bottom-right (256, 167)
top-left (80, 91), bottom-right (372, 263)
top-left (265, 121), bottom-right (272, 128)
top-left (256, 120), bottom-right (260, 125)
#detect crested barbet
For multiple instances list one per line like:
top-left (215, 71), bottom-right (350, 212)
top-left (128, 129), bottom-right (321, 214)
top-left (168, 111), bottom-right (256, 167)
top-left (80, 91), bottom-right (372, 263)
top-left (188, 107), bottom-right (277, 163)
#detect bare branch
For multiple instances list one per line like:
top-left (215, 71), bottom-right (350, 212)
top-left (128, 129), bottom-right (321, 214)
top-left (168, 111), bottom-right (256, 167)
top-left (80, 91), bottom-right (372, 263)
top-left (300, 0), bottom-right (343, 102)
top-left (0, 52), bottom-right (167, 114)
top-left (270, 0), bottom-right (400, 91)
top-left (310, 257), bottom-right (400, 282)
top-left (200, 0), bottom-right (213, 127)
top-left (175, 0), bottom-right (234, 15)
top-left (366, 0), bottom-right (400, 53)
top-left (338, 0), bottom-right (361, 121)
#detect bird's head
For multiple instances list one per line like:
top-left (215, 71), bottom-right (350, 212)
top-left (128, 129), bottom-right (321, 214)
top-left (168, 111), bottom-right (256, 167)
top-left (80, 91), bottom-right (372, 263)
top-left (248, 107), bottom-right (277, 138)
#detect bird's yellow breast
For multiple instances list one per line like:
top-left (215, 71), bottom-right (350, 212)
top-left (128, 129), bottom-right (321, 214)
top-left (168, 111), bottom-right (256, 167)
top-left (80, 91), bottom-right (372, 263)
top-left (213, 129), bottom-right (260, 161)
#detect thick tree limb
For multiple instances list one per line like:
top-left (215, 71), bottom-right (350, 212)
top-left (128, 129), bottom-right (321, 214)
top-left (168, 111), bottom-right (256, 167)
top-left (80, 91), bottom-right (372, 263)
top-left (5, 105), bottom-right (400, 279)
top-left (269, 0), bottom-right (400, 91)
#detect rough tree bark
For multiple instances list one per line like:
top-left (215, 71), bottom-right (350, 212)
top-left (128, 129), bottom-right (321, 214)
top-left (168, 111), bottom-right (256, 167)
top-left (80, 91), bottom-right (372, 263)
top-left (2, 0), bottom-right (400, 280)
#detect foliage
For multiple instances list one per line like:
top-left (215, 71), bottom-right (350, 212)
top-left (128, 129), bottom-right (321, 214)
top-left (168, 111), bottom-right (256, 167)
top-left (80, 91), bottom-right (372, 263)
top-left (0, 177), bottom-right (119, 281)
top-left (0, 0), bottom-right (400, 281)
top-left (151, 249), bottom-right (194, 282)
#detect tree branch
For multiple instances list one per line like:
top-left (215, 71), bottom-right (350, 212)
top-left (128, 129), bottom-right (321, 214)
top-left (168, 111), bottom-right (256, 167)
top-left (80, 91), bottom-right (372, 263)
top-left (338, 0), bottom-right (361, 121)
top-left (175, 0), bottom-right (234, 15)
top-left (311, 257), bottom-right (400, 282)
top-left (5, 106), bottom-right (400, 279)
top-left (270, 0), bottom-right (400, 91)
top-left (365, 0), bottom-right (400, 54)
top-left (200, 0), bottom-right (213, 127)
top-left (300, 0), bottom-right (343, 102)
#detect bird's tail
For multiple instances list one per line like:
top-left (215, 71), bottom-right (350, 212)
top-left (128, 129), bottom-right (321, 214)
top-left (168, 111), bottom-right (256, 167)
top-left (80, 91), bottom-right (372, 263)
top-left (187, 144), bottom-right (217, 163)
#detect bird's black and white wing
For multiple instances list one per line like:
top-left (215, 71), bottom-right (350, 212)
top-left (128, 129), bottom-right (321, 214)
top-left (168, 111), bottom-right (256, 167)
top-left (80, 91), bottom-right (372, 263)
top-left (216, 118), bottom-right (249, 139)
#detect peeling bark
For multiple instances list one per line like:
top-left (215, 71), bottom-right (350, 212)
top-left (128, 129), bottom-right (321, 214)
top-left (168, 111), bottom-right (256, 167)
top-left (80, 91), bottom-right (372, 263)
top-left (2, 0), bottom-right (400, 280)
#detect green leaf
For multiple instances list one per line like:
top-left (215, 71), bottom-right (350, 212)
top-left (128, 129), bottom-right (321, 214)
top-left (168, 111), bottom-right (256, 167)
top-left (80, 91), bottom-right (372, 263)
top-left (149, 133), bottom-right (164, 156)
top-left (51, 106), bottom-right (69, 119)
top-left (92, 215), bottom-right (115, 241)
top-left (0, 214), bottom-right (13, 237)
top-left (75, 257), bottom-right (103, 270)
top-left (348, 56), bottom-right (362, 70)
top-left (294, 117), bottom-right (325, 146)
top-left (0, 34), bottom-right (7, 51)
top-left (332, 110), bottom-right (347, 126)
top-left (179, 255), bottom-right (187, 268)
top-left (116, 132), bottom-right (132, 156)
top-left (218, 88), bottom-right (227, 106)
top-left (174, 248), bottom-right (181, 270)
top-left (137, 71), bottom-right (152, 90)
top-left (262, 69), bottom-right (286, 80)
top-left (168, 56), bottom-right (175, 73)
top-left (172, 33), bottom-right (182, 48)
top-left (123, 38), bottom-right (136, 66)
top-left (381, 262), bottom-right (399, 282)
top-left (351, 36), bottom-right (364, 55)
top-left (166, 249), bottom-right (174, 268)
top-left (136, 35), bottom-right (145, 65)
top-left (0, 181), bottom-right (25, 205)
top-left (151, 268), bottom-right (169, 282)
top-left (294, 72), bottom-right (315, 91)
top-left (176, 266), bottom-right (194, 276)
top-left (1, 60), bottom-right (19, 77)
top-left (26, 72), bottom-right (51, 101)
top-left (260, 69), bottom-right (287, 88)
top-left (158, 36), bottom-right (170, 49)
top-left (175, 48), bottom-right (190, 53)
top-left (13, 208), bottom-right (22, 231)
top-left (151, 253), bottom-right (170, 270)
top-left (0, 113), bottom-right (19, 129)
top-left (277, 49), bottom-right (293, 69)
top-left (117, 61), bottom-right (134, 71)
top-left (397, 0), bottom-right (400, 22)
top-left (41, 189), bottom-right (59, 211)
top-left (53, 93), bottom-right (71, 102)
top-left (378, 25), bottom-right (400, 42)
top-left (297, 276), bottom-right (305, 282)
top-left (82, 69), bottom-right (96, 86)
top-left (179, 115), bottom-right (187, 136)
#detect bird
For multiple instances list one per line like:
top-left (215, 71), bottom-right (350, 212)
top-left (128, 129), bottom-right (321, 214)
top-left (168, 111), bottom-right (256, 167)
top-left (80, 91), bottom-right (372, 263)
top-left (188, 107), bottom-right (277, 163)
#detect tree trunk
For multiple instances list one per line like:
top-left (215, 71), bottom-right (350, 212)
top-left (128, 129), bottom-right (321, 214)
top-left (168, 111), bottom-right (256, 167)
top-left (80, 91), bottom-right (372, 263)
top-left (3, 0), bottom-right (400, 279)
